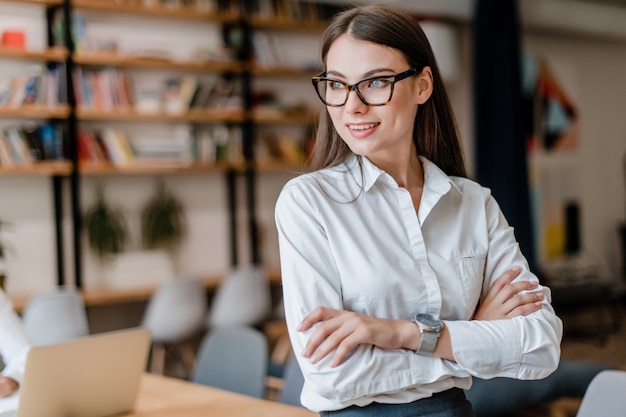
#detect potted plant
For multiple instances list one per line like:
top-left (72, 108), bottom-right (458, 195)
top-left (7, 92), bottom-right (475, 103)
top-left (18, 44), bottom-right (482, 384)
top-left (83, 186), bottom-right (128, 262)
top-left (141, 179), bottom-right (186, 254)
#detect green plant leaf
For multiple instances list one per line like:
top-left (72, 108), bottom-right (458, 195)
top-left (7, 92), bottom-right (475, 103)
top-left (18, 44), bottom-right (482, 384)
top-left (83, 188), bottom-right (127, 260)
top-left (141, 180), bottom-right (186, 252)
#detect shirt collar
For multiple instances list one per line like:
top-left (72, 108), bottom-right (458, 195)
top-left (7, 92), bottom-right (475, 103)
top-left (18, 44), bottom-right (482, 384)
top-left (342, 154), bottom-right (459, 196)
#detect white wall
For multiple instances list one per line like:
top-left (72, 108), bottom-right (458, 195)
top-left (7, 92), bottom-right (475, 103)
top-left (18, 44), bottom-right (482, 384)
top-left (522, 32), bottom-right (626, 279)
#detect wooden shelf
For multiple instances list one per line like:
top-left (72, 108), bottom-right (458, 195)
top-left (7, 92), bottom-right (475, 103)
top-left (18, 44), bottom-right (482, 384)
top-left (74, 53), bottom-right (243, 72)
top-left (4, 0), bottom-right (63, 5)
top-left (0, 46), bottom-right (69, 62)
top-left (0, 160), bottom-right (72, 176)
top-left (76, 108), bottom-right (245, 123)
top-left (72, 0), bottom-right (239, 23)
top-left (248, 16), bottom-right (327, 32)
top-left (0, 105), bottom-right (70, 119)
top-left (252, 65), bottom-right (319, 78)
top-left (252, 110), bottom-right (317, 125)
top-left (79, 160), bottom-right (237, 175)
top-left (255, 160), bottom-right (307, 173)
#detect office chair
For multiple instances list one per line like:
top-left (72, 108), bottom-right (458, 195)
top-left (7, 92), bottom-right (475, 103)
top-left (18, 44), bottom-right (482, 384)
top-left (207, 265), bottom-right (272, 328)
top-left (21, 287), bottom-right (89, 346)
top-left (141, 277), bottom-right (207, 377)
top-left (575, 369), bottom-right (626, 417)
top-left (278, 352), bottom-right (305, 407)
top-left (192, 325), bottom-right (269, 398)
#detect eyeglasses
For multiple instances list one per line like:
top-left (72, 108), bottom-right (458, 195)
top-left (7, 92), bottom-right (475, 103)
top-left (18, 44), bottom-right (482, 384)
top-left (311, 68), bottom-right (419, 107)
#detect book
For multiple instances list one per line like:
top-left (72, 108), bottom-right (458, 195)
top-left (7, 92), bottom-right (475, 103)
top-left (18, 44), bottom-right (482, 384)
top-left (3, 127), bottom-right (33, 165)
top-left (0, 132), bottom-right (15, 167)
top-left (22, 124), bottom-right (45, 161)
top-left (162, 76), bottom-right (198, 114)
top-left (0, 78), bottom-right (12, 106)
top-left (100, 128), bottom-right (134, 166)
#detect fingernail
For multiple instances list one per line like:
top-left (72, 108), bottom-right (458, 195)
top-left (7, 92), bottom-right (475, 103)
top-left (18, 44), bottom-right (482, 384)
top-left (512, 267), bottom-right (522, 273)
top-left (296, 323), bottom-right (303, 331)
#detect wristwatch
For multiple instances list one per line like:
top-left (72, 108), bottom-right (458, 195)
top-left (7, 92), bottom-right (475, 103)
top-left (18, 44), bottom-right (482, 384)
top-left (412, 313), bottom-right (443, 355)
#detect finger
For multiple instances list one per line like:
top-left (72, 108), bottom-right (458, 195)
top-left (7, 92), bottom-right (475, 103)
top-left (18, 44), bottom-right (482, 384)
top-left (507, 298), bottom-right (543, 318)
top-left (310, 323), bottom-right (355, 364)
top-left (485, 267), bottom-right (522, 301)
top-left (492, 280), bottom-right (539, 305)
top-left (330, 331), bottom-right (363, 367)
top-left (298, 306), bottom-right (337, 331)
top-left (503, 292), bottom-right (544, 317)
top-left (302, 319), bottom-right (340, 358)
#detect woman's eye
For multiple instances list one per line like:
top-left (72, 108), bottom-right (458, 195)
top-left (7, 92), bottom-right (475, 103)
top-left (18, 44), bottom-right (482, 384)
top-left (329, 81), bottom-right (345, 90)
top-left (366, 79), bottom-right (391, 89)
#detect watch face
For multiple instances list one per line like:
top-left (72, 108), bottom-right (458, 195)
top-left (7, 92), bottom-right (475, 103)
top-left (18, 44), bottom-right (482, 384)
top-left (415, 313), bottom-right (442, 329)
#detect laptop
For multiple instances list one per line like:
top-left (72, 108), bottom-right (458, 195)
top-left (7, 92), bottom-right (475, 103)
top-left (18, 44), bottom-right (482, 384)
top-left (2, 327), bottom-right (151, 417)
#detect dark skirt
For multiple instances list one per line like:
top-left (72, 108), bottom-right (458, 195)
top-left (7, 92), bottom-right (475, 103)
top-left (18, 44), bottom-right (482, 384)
top-left (320, 388), bottom-right (475, 417)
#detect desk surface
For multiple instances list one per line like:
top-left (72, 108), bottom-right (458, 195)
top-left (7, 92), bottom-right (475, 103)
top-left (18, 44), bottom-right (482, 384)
top-left (132, 373), bottom-right (315, 417)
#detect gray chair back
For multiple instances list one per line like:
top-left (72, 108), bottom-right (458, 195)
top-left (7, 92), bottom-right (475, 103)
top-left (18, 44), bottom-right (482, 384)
top-left (207, 265), bottom-right (271, 328)
top-left (278, 352), bottom-right (305, 407)
top-left (21, 287), bottom-right (89, 346)
top-left (576, 370), bottom-right (626, 417)
top-left (141, 278), bottom-right (207, 343)
top-left (192, 325), bottom-right (268, 398)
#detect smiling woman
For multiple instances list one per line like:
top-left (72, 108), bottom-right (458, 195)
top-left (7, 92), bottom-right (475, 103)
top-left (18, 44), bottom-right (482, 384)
top-left (274, 3), bottom-right (563, 417)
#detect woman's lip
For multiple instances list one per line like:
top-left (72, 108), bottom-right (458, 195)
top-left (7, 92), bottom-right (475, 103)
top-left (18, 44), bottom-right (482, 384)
top-left (346, 122), bottom-right (379, 138)
top-left (346, 122), bottom-right (380, 131)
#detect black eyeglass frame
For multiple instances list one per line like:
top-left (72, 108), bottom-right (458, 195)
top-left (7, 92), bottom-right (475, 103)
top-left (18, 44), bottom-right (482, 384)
top-left (311, 67), bottom-right (420, 107)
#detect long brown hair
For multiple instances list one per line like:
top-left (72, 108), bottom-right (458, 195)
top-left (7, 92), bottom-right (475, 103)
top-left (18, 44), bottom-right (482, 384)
top-left (308, 4), bottom-right (467, 178)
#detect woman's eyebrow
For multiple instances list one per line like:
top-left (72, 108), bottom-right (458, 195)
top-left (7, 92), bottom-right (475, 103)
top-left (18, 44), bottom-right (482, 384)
top-left (325, 67), bottom-right (396, 79)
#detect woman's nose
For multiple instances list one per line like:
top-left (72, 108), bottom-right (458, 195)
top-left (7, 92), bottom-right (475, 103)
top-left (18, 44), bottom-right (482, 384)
top-left (344, 89), bottom-right (368, 113)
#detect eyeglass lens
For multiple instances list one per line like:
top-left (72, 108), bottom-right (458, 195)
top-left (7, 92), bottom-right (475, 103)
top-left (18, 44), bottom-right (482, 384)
top-left (315, 77), bottom-right (393, 106)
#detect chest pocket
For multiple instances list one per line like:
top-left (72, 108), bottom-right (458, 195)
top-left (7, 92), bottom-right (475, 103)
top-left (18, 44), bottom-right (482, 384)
top-left (455, 254), bottom-right (486, 318)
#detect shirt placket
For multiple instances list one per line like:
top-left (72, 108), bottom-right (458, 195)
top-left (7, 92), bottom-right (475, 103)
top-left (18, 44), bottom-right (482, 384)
top-left (395, 186), bottom-right (442, 314)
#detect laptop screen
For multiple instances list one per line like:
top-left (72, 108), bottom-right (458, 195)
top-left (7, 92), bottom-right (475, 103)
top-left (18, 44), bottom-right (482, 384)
top-left (12, 327), bottom-right (150, 417)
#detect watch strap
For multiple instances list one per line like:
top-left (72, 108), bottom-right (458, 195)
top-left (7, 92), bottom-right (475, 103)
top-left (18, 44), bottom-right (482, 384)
top-left (415, 326), bottom-right (438, 354)
top-left (412, 315), bottom-right (442, 355)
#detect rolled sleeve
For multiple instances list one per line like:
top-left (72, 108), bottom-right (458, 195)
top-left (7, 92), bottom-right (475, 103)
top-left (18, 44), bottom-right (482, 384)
top-left (447, 305), bottom-right (562, 379)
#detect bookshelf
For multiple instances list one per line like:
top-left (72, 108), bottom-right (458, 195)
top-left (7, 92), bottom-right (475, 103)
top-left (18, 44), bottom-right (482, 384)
top-left (1, 0), bottom-right (336, 294)
top-left (0, 0), bottom-right (73, 288)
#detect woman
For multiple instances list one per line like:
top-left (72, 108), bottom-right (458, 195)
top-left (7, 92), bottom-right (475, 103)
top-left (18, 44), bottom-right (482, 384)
top-left (275, 4), bottom-right (562, 416)
top-left (0, 288), bottom-right (30, 400)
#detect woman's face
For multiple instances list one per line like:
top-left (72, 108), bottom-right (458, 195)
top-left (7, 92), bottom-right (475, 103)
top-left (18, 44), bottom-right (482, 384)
top-left (324, 34), bottom-right (431, 166)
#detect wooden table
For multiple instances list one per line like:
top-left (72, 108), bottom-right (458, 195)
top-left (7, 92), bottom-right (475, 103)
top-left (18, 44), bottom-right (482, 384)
top-left (129, 373), bottom-right (316, 417)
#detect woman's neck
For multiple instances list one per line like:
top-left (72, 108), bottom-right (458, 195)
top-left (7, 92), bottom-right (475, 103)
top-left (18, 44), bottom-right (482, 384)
top-left (371, 149), bottom-right (424, 189)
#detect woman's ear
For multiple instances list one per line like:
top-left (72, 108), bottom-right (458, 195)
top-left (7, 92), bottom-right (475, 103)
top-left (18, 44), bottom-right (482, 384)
top-left (415, 66), bottom-right (433, 104)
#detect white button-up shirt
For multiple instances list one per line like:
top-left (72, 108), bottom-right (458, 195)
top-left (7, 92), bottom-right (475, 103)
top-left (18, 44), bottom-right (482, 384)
top-left (275, 155), bottom-right (562, 412)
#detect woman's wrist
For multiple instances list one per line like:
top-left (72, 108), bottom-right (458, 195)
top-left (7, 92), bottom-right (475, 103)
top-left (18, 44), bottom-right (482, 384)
top-left (401, 319), bottom-right (422, 351)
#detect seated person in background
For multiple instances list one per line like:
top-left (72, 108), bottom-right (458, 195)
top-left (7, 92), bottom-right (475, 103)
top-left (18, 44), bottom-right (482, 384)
top-left (0, 288), bottom-right (30, 399)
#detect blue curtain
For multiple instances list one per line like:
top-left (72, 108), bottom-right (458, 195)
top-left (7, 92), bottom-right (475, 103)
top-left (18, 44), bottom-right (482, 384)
top-left (473, 0), bottom-right (536, 271)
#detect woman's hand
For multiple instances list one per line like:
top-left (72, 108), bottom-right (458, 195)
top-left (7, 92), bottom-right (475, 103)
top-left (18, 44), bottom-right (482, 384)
top-left (0, 375), bottom-right (19, 398)
top-left (473, 267), bottom-right (544, 321)
top-left (298, 307), bottom-right (415, 368)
